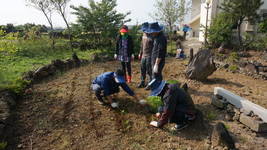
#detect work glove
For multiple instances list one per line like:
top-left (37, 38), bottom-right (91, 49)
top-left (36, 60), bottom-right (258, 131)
top-left (111, 102), bottom-right (119, 108)
top-left (131, 54), bottom-right (135, 61)
top-left (149, 121), bottom-right (159, 127)
top-left (114, 54), bottom-right (117, 60)
top-left (139, 99), bottom-right (147, 105)
top-left (138, 54), bottom-right (142, 60)
top-left (155, 113), bottom-right (161, 118)
top-left (153, 64), bottom-right (159, 73)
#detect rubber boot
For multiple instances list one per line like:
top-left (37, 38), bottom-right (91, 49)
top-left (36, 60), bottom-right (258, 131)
top-left (127, 75), bottom-right (132, 83)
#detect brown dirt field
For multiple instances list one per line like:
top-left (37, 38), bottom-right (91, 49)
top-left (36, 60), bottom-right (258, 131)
top-left (9, 57), bottom-right (267, 150)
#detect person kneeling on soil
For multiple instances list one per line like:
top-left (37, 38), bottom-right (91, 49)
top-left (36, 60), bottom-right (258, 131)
top-left (176, 48), bottom-right (186, 59)
top-left (147, 79), bottom-right (197, 130)
top-left (91, 69), bottom-right (141, 108)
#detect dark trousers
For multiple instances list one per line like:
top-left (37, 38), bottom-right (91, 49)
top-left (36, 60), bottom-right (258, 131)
top-left (140, 57), bottom-right (152, 82)
top-left (91, 83), bottom-right (120, 102)
top-left (152, 60), bottom-right (165, 81)
top-left (183, 31), bottom-right (187, 40)
top-left (91, 84), bottom-right (104, 102)
top-left (121, 61), bottom-right (131, 76)
top-left (171, 111), bottom-right (187, 124)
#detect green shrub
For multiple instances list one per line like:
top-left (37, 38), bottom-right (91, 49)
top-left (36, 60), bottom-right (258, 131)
top-left (0, 142), bottom-right (7, 150)
top-left (247, 34), bottom-right (267, 51)
top-left (206, 111), bottom-right (217, 121)
top-left (259, 19), bottom-right (267, 33)
top-left (166, 79), bottom-right (180, 85)
top-left (146, 96), bottom-right (163, 113)
top-left (208, 12), bottom-right (235, 47)
top-left (229, 65), bottom-right (238, 72)
top-left (227, 52), bottom-right (239, 63)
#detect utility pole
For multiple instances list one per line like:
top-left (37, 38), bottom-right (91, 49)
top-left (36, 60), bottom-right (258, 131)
top-left (204, 0), bottom-right (211, 47)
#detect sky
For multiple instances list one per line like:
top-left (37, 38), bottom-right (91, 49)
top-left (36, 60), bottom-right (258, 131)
top-left (0, 0), bottom-right (156, 28)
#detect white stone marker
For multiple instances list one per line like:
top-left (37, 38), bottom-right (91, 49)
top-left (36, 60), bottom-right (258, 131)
top-left (214, 87), bottom-right (267, 122)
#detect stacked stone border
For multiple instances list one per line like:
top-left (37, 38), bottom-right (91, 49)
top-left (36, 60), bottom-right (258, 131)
top-left (211, 87), bottom-right (267, 133)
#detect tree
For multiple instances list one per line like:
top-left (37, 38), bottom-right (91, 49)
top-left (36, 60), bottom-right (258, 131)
top-left (71, 0), bottom-right (130, 48)
top-left (220, 0), bottom-right (263, 49)
top-left (208, 12), bottom-right (236, 47)
top-left (151, 0), bottom-right (189, 32)
top-left (26, 0), bottom-right (56, 48)
top-left (50, 0), bottom-right (72, 49)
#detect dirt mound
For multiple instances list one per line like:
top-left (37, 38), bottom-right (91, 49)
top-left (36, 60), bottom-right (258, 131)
top-left (7, 57), bottom-right (267, 150)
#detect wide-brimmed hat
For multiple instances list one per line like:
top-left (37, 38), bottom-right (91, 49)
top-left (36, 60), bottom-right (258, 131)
top-left (147, 79), bottom-right (166, 96)
top-left (141, 22), bottom-right (149, 32)
top-left (146, 22), bottom-right (164, 33)
top-left (114, 69), bottom-right (126, 83)
top-left (120, 25), bottom-right (128, 33)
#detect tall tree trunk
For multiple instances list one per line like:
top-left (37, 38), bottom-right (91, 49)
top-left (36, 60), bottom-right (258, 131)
top-left (41, 9), bottom-right (55, 49)
top-left (59, 10), bottom-right (73, 52)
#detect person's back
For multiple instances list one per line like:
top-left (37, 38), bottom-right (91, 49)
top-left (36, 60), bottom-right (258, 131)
top-left (141, 33), bottom-right (153, 58)
top-left (151, 32), bottom-right (167, 65)
top-left (167, 84), bottom-right (196, 115)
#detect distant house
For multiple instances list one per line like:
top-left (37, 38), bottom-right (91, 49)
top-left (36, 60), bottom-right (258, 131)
top-left (188, 0), bottom-right (267, 42)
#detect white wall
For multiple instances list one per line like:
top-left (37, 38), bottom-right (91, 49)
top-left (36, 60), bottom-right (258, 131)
top-left (261, 0), bottom-right (267, 9)
top-left (191, 0), bottom-right (201, 19)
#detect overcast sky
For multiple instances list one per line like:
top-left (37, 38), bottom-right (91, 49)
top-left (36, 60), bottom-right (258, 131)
top-left (0, 0), bottom-right (156, 28)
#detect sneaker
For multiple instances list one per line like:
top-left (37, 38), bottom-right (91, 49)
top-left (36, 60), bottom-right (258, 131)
top-left (111, 102), bottom-right (119, 108)
top-left (185, 114), bottom-right (196, 121)
top-left (173, 122), bottom-right (189, 131)
top-left (97, 99), bottom-right (104, 105)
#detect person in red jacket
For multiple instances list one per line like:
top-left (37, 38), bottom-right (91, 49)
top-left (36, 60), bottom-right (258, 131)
top-left (147, 79), bottom-right (197, 130)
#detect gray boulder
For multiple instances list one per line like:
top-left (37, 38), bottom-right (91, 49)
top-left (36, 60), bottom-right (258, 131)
top-left (52, 59), bottom-right (66, 70)
top-left (211, 122), bottom-right (236, 149)
top-left (33, 64), bottom-right (56, 81)
top-left (186, 49), bottom-right (216, 81)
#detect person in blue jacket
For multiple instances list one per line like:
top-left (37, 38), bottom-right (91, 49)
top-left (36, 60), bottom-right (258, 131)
top-left (91, 69), bottom-right (140, 108)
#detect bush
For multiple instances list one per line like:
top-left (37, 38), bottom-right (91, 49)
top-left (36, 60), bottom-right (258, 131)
top-left (259, 19), bottom-right (267, 33)
top-left (0, 142), bottom-right (7, 150)
top-left (208, 13), bottom-right (235, 47)
top-left (166, 79), bottom-right (180, 85)
top-left (229, 65), bottom-right (238, 72)
top-left (146, 96), bottom-right (163, 113)
top-left (247, 34), bottom-right (267, 51)
top-left (227, 52), bottom-right (239, 63)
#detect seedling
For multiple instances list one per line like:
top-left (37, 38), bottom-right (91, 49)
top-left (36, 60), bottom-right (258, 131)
top-left (166, 79), bottom-right (180, 85)
top-left (146, 96), bottom-right (163, 113)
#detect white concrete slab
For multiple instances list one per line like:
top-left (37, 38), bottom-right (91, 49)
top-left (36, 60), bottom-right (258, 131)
top-left (214, 87), bottom-right (267, 122)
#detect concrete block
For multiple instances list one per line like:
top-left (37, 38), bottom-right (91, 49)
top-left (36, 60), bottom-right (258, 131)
top-left (211, 95), bottom-right (228, 109)
top-left (240, 113), bottom-right (267, 132)
top-left (214, 87), bottom-right (267, 122)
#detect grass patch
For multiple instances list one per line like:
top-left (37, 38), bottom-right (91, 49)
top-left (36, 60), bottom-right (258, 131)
top-left (227, 52), bottom-right (239, 63)
top-left (167, 41), bottom-right (177, 54)
top-left (0, 142), bottom-right (7, 150)
top-left (146, 96), bottom-right (163, 113)
top-left (206, 111), bottom-right (217, 121)
top-left (229, 65), bottom-right (238, 72)
top-left (0, 37), bottom-right (107, 93)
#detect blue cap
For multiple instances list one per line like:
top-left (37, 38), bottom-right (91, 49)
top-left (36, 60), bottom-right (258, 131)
top-left (148, 79), bottom-right (166, 96)
top-left (114, 72), bottom-right (125, 83)
top-left (141, 22), bottom-right (149, 32)
top-left (146, 22), bottom-right (164, 33)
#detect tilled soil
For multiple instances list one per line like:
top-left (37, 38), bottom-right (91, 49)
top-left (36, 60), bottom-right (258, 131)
top-left (9, 57), bottom-right (267, 150)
